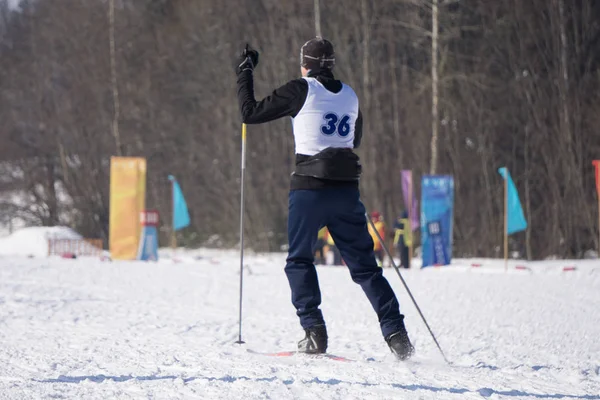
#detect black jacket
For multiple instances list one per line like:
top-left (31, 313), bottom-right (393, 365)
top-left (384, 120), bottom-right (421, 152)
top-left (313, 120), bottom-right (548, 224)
top-left (237, 68), bottom-right (363, 190)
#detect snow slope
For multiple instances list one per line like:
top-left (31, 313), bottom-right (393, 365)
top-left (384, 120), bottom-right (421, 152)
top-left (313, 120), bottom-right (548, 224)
top-left (0, 251), bottom-right (599, 399)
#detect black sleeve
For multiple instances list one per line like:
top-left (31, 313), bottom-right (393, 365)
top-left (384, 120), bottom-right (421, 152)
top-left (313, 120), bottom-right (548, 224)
top-left (237, 70), bottom-right (308, 124)
top-left (353, 110), bottom-right (363, 149)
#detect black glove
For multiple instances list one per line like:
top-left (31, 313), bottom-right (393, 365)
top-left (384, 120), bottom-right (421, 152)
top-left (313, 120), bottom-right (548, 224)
top-left (236, 44), bottom-right (259, 73)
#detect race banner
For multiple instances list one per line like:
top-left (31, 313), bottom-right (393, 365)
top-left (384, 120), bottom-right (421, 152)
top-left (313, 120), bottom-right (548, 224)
top-left (138, 210), bottom-right (159, 261)
top-left (109, 157), bottom-right (146, 260)
top-left (593, 160), bottom-right (600, 197)
top-left (401, 170), bottom-right (420, 231)
top-left (421, 175), bottom-right (454, 267)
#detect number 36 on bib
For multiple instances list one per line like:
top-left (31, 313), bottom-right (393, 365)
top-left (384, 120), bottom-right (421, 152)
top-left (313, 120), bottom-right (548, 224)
top-left (321, 113), bottom-right (351, 137)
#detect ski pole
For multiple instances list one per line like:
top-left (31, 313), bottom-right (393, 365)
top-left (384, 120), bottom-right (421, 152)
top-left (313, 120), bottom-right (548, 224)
top-left (366, 212), bottom-right (449, 364)
top-left (236, 123), bottom-right (248, 344)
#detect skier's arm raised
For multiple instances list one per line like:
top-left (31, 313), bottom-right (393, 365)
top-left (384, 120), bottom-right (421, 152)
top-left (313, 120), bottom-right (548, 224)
top-left (236, 45), bottom-right (308, 124)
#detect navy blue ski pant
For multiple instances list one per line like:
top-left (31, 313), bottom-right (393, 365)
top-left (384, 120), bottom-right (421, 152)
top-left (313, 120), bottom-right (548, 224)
top-left (284, 187), bottom-right (405, 338)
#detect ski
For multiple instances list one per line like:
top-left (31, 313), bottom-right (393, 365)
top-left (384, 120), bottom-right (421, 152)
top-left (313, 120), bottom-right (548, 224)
top-left (247, 349), bottom-right (353, 362)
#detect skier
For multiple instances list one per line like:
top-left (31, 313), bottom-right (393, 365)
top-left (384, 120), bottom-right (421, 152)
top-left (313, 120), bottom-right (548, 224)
top-left (235, 38), bottom-right (414, 360)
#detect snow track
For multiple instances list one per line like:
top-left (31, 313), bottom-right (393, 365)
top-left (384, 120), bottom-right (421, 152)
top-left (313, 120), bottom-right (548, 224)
top-left (0, 252), bottom-right (598, 399)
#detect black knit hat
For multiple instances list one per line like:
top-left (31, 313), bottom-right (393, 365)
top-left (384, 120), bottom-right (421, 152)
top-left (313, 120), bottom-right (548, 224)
top-left (300, 37), bottom-right (335, 70)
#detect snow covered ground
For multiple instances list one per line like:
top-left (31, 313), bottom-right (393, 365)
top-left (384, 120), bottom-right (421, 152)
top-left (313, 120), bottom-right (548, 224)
top-left (0, 249), bottom-right (599, 399)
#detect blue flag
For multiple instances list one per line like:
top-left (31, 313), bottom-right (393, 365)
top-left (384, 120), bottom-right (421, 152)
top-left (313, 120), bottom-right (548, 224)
top-left (168, 175), bottom-right (190, 231)
top-left (498, 168), bottom-right (527, 235)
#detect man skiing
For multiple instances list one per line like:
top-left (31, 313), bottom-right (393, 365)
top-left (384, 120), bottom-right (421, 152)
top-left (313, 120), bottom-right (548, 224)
top-left (235, 37), bottom-right (414, 360)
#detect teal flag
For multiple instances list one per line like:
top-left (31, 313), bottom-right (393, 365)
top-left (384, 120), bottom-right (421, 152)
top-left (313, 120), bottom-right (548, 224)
top-left (498, 168), bottom-right (527, 235)
top-left (168, 175), bottom-right (190, 231)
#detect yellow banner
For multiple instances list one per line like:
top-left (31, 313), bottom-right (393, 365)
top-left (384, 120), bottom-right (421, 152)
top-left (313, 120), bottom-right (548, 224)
top-left (109, 157), bottom-right (146, 260)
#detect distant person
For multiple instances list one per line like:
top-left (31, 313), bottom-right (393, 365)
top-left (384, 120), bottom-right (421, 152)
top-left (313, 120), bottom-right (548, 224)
top-left (235, 37), bottom-right (414, 360)
top-left (368, 211), bottom-right (386, 266)
top-left (324, 227), bottom-right (342, 265)
top-left (314, 227), bottom-right (327, 265)
top-left (394, 211), bottom-right (411, 269)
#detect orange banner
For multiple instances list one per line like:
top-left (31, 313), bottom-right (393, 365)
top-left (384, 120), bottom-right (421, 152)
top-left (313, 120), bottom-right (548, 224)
top-left (109, 157), bottom-right (146, 260)
top-left (594, 161), bottom-right (600, 197)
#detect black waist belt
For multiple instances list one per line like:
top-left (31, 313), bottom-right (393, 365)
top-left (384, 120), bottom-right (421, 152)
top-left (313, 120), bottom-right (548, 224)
top-left (294, 148), bottom-right (362, 181)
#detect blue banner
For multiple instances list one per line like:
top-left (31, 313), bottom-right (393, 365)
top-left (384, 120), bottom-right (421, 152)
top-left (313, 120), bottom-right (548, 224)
top-left (138, 225), bottom-right (159, 261)
top-left (498, 168), bottom-right (527, 235)
top-left (168, 175), bottom-right (190, 231)
top-left (421, 175), bottom-right (454, 267)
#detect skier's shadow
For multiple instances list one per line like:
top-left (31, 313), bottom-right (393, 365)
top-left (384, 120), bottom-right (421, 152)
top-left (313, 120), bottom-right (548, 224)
top-left (35, 374), bottom-right (281, 385)
top-left (309, 377), bottom-right (600, 399)
top-left (36, 374), bottom-right (600, 399)
top-left (35, 374), bottom-right (182, 384)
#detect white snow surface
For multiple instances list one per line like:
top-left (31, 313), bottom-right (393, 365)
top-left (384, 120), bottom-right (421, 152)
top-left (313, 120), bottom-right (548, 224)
top-left (0, 226), bottom-right (83, 257)
top-left (0, 250), bottom-right (599, 399)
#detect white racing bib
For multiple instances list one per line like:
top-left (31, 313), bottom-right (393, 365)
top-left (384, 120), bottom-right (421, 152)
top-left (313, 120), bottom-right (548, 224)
top-left (292, 77), bottom-right (359, 156)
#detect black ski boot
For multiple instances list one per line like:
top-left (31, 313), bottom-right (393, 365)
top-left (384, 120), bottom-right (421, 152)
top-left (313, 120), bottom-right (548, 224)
top-left (385, 326), bottom-right (414, 360)
top-left (298, 324), bottom-right (328, 354)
